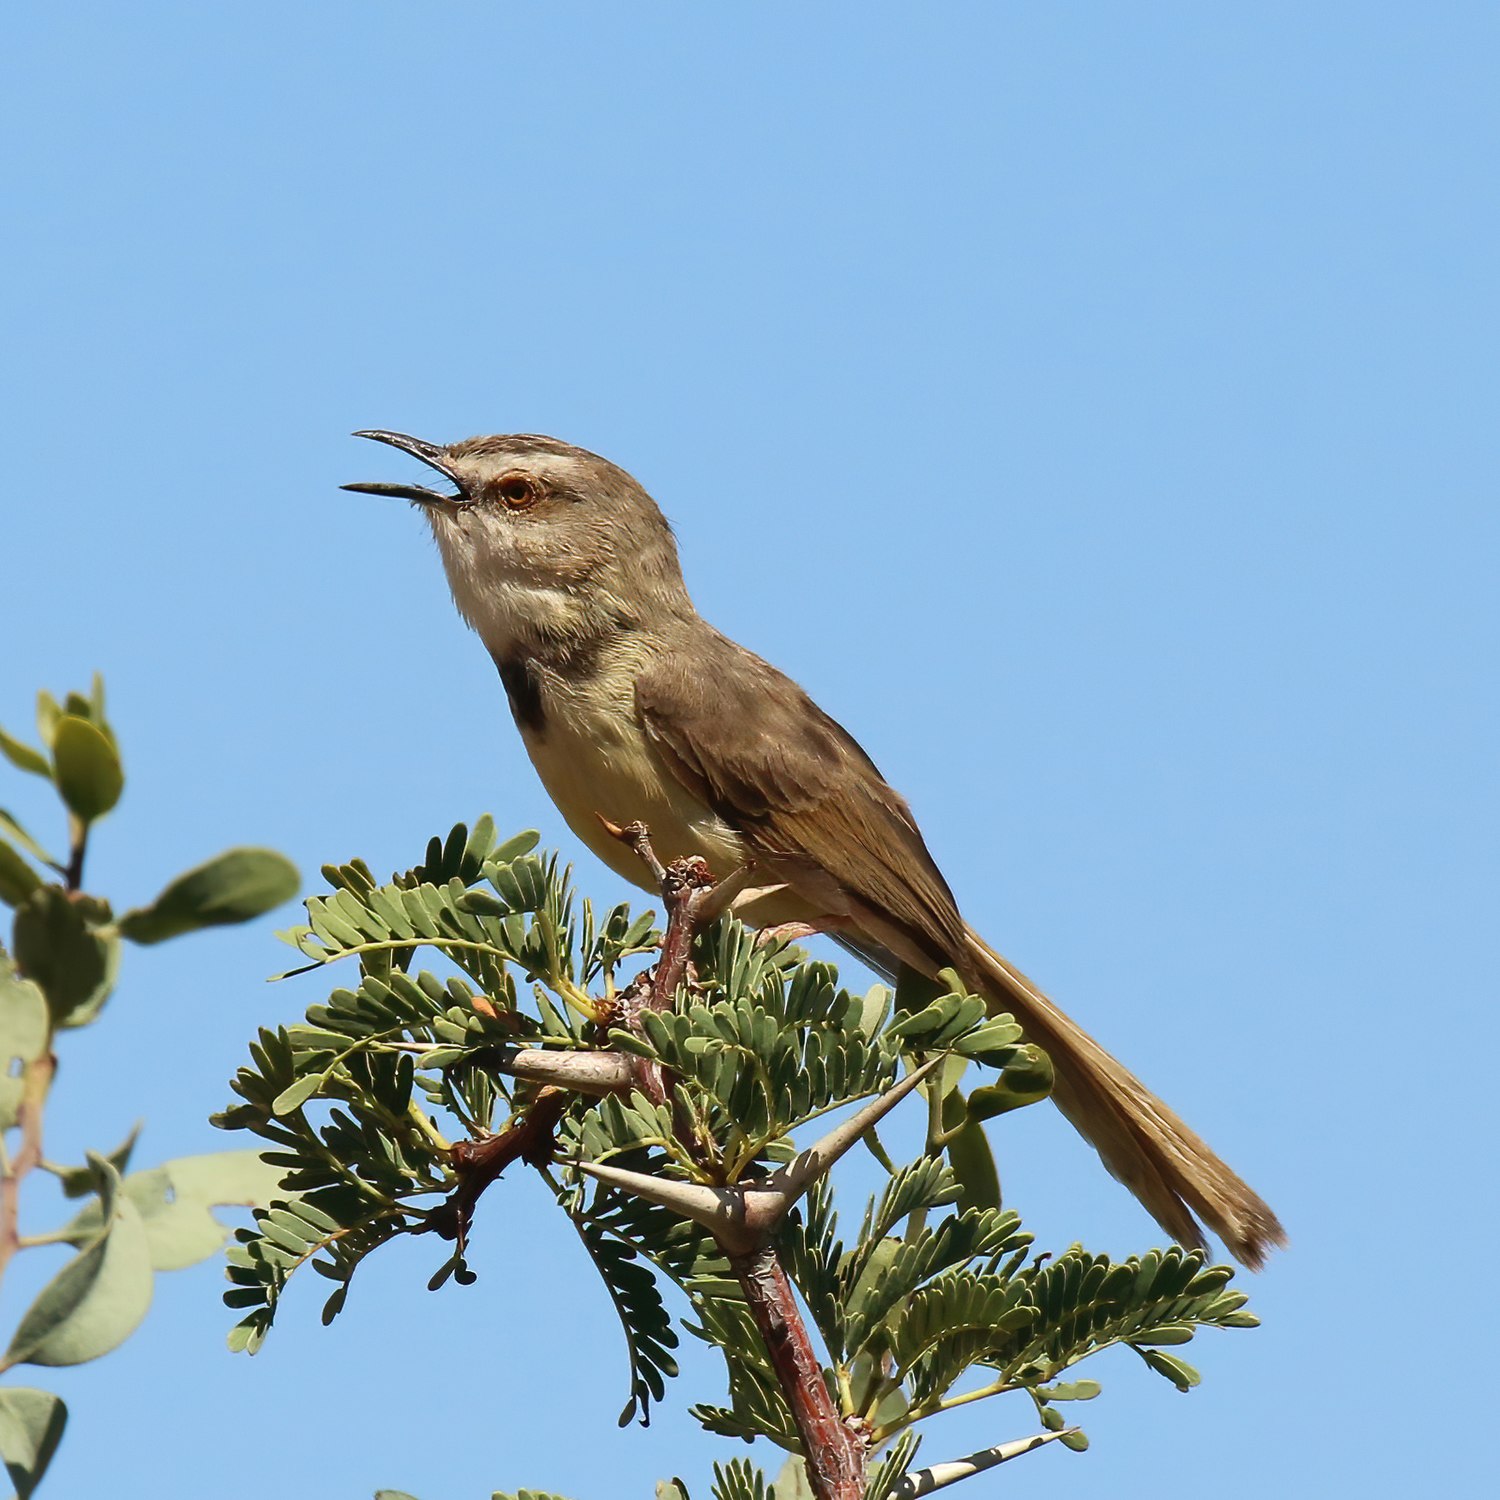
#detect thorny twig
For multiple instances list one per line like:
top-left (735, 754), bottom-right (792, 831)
top-left (594, 823), bottom-right (870, 1500)
top-left (437, 822), bottom-right (872, 1498)
top-left (435, 823), bottom-right (719, 1259)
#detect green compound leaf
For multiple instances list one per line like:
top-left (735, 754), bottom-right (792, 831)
top-left (710, 1459), bottom-right (770, 1500)
top-left (51, 716), bottom-right (123, 822)
top-left (1136, 1347), bottom-right (1202, 1391)
top-left (2, 1159), bottom-right (153, 1370)
top-left (570, 1212), bottom-right (680, 1426)
top-left (211, 819), bottom-right (1262, 1469)
top-left (0, 1387), bottom-right (68, 1499)
top-left (118, 848), bottom-right (300, 944)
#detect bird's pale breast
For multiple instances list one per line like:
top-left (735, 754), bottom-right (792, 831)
top-left (516, 647), bottom-right (751, 895)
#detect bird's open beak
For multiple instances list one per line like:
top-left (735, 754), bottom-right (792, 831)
top-left (342, 430), bottom-right (464, 505)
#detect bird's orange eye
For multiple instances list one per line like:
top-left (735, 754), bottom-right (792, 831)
top-left (496, 473), bottom-right (537, 509)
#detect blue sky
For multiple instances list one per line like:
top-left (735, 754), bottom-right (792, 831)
top-left (3, 3), bottom-right (1495, 1496)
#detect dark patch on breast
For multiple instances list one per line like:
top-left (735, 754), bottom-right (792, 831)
top-left (494, 655), bottom-right (547, 735)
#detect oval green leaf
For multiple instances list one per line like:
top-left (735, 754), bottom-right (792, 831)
top-left (117, 848), bottom-right (300, 944)
top-left (0, 809), bottom-right (56, 867)
top-left (1047, 1379), bottom-right (1102, 1401)
top-left (0, 840), bottom-right (42, 908)
top-left (0, 1387), bottom-right (68, 1499)
top-left (966, 1046), bottom-right (1055, 1120)
top-left (11, 888), bottom-right (118, 1027)
top-left (34, 694), bottom-right (61, 748)
top-left (0, 961), bottom-right (50, 1131)
top-left (51, 716), bottom-right (123, 822)
top-left (0, 729), bottom-right (51, 782)
top-left (119, 1169), bottom-right (228, 1272)
top-left (1139, 1348), bottom-right (1202, 1391)
top-left (2, 1165), bottom-right (153, 1369)
top-left (272, 1073), bottom-right (326, 1115)
top-left (52, 1123), bottom-right (142, 1198)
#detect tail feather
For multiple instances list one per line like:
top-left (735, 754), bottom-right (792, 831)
top-left (962, 928), bottom-right (1285, 1268)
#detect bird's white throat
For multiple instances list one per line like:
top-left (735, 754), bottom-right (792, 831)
top-left (430, 516), bottom-right (587, 659)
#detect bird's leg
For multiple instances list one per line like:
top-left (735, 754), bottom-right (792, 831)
top-left (599, 816), bottom-right (719, 1013)
top-left (595, 813), bottom-right (667, 885)
top-left (649, 853), bottom-right (717, 1010)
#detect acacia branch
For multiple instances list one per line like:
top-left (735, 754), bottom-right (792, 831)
top-left (435, 827), bottom-right (720, 1246)
top-left (611, 827), bottom-right (870, 1500)
top-left (427, 1085), bottom-right (569, 1259)
top-left (445, 825), bottom-right (875, 1500)
top-left (732, 1245), bottom-right (867, 1500)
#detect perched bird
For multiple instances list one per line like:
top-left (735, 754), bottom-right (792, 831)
top-left (346, 430), bottom-right (1285, 1267)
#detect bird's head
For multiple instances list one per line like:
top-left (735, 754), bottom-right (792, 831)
top-left (345, 430), bottom-right (690, 651)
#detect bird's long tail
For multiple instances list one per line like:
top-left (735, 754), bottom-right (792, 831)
top-left (962, 927), bottom-right (1285, 1268)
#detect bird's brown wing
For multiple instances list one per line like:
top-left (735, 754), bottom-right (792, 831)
top-left (639, 633), bottom-right (1287, 1268)
top-left (636, 632), bottom-right (966, 969)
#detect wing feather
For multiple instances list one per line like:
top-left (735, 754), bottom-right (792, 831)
top-left (636, 634), bottom-right (965, 965)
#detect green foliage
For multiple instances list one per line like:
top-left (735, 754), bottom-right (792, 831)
top-left (2, 1157), bottom-right (153, 1372)
top-left (0, 964), bottom-right (49, 1130)
top-left (0, 679), bottom-right (299, 1495)
top-left (117, 848), bottom-right (299, 944)
top-left (0, 1388), bottom-right (66, 1500)
top-left (220, 818), bottom-right (1261, 1500)
top-left (571, 1213), bottom-right (681, 1426)
top-left (860, 1434), bottom-right (921, 1500)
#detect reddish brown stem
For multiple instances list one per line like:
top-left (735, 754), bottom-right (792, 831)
top-left (731, 1245), bottom-right (867, 1500)
top-left (615, 827), bottom-right (868, 1496)
top-left (605, 820), bottom-right (717, 1017)
top-left (0, 1054), bottom-right (55, 1285)
top-left (647, 854), bottom-right (717, 1011)
top-left (432, 1086), bottom-right (568, 1251)
top-left (608, 826), bottom-right (717, 1115)
top-left (63, 817), bottom-right (88, 895)
top-left (457, 823), bottom-right (869, 1496)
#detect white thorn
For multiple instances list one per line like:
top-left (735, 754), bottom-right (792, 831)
top-left (576, 1160), bottom-right (755, 1250)
top-left (694, 862), bottom-right (756, 922)
top-left (498, 1049), bottom-right (634, 1096)
top-left (744, 1057), bottom-right (942, 1234)
top-left (890, 1429), bottom-right (1073, 1497)
top-left (577, 1057), bottom-right (943, 1253)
